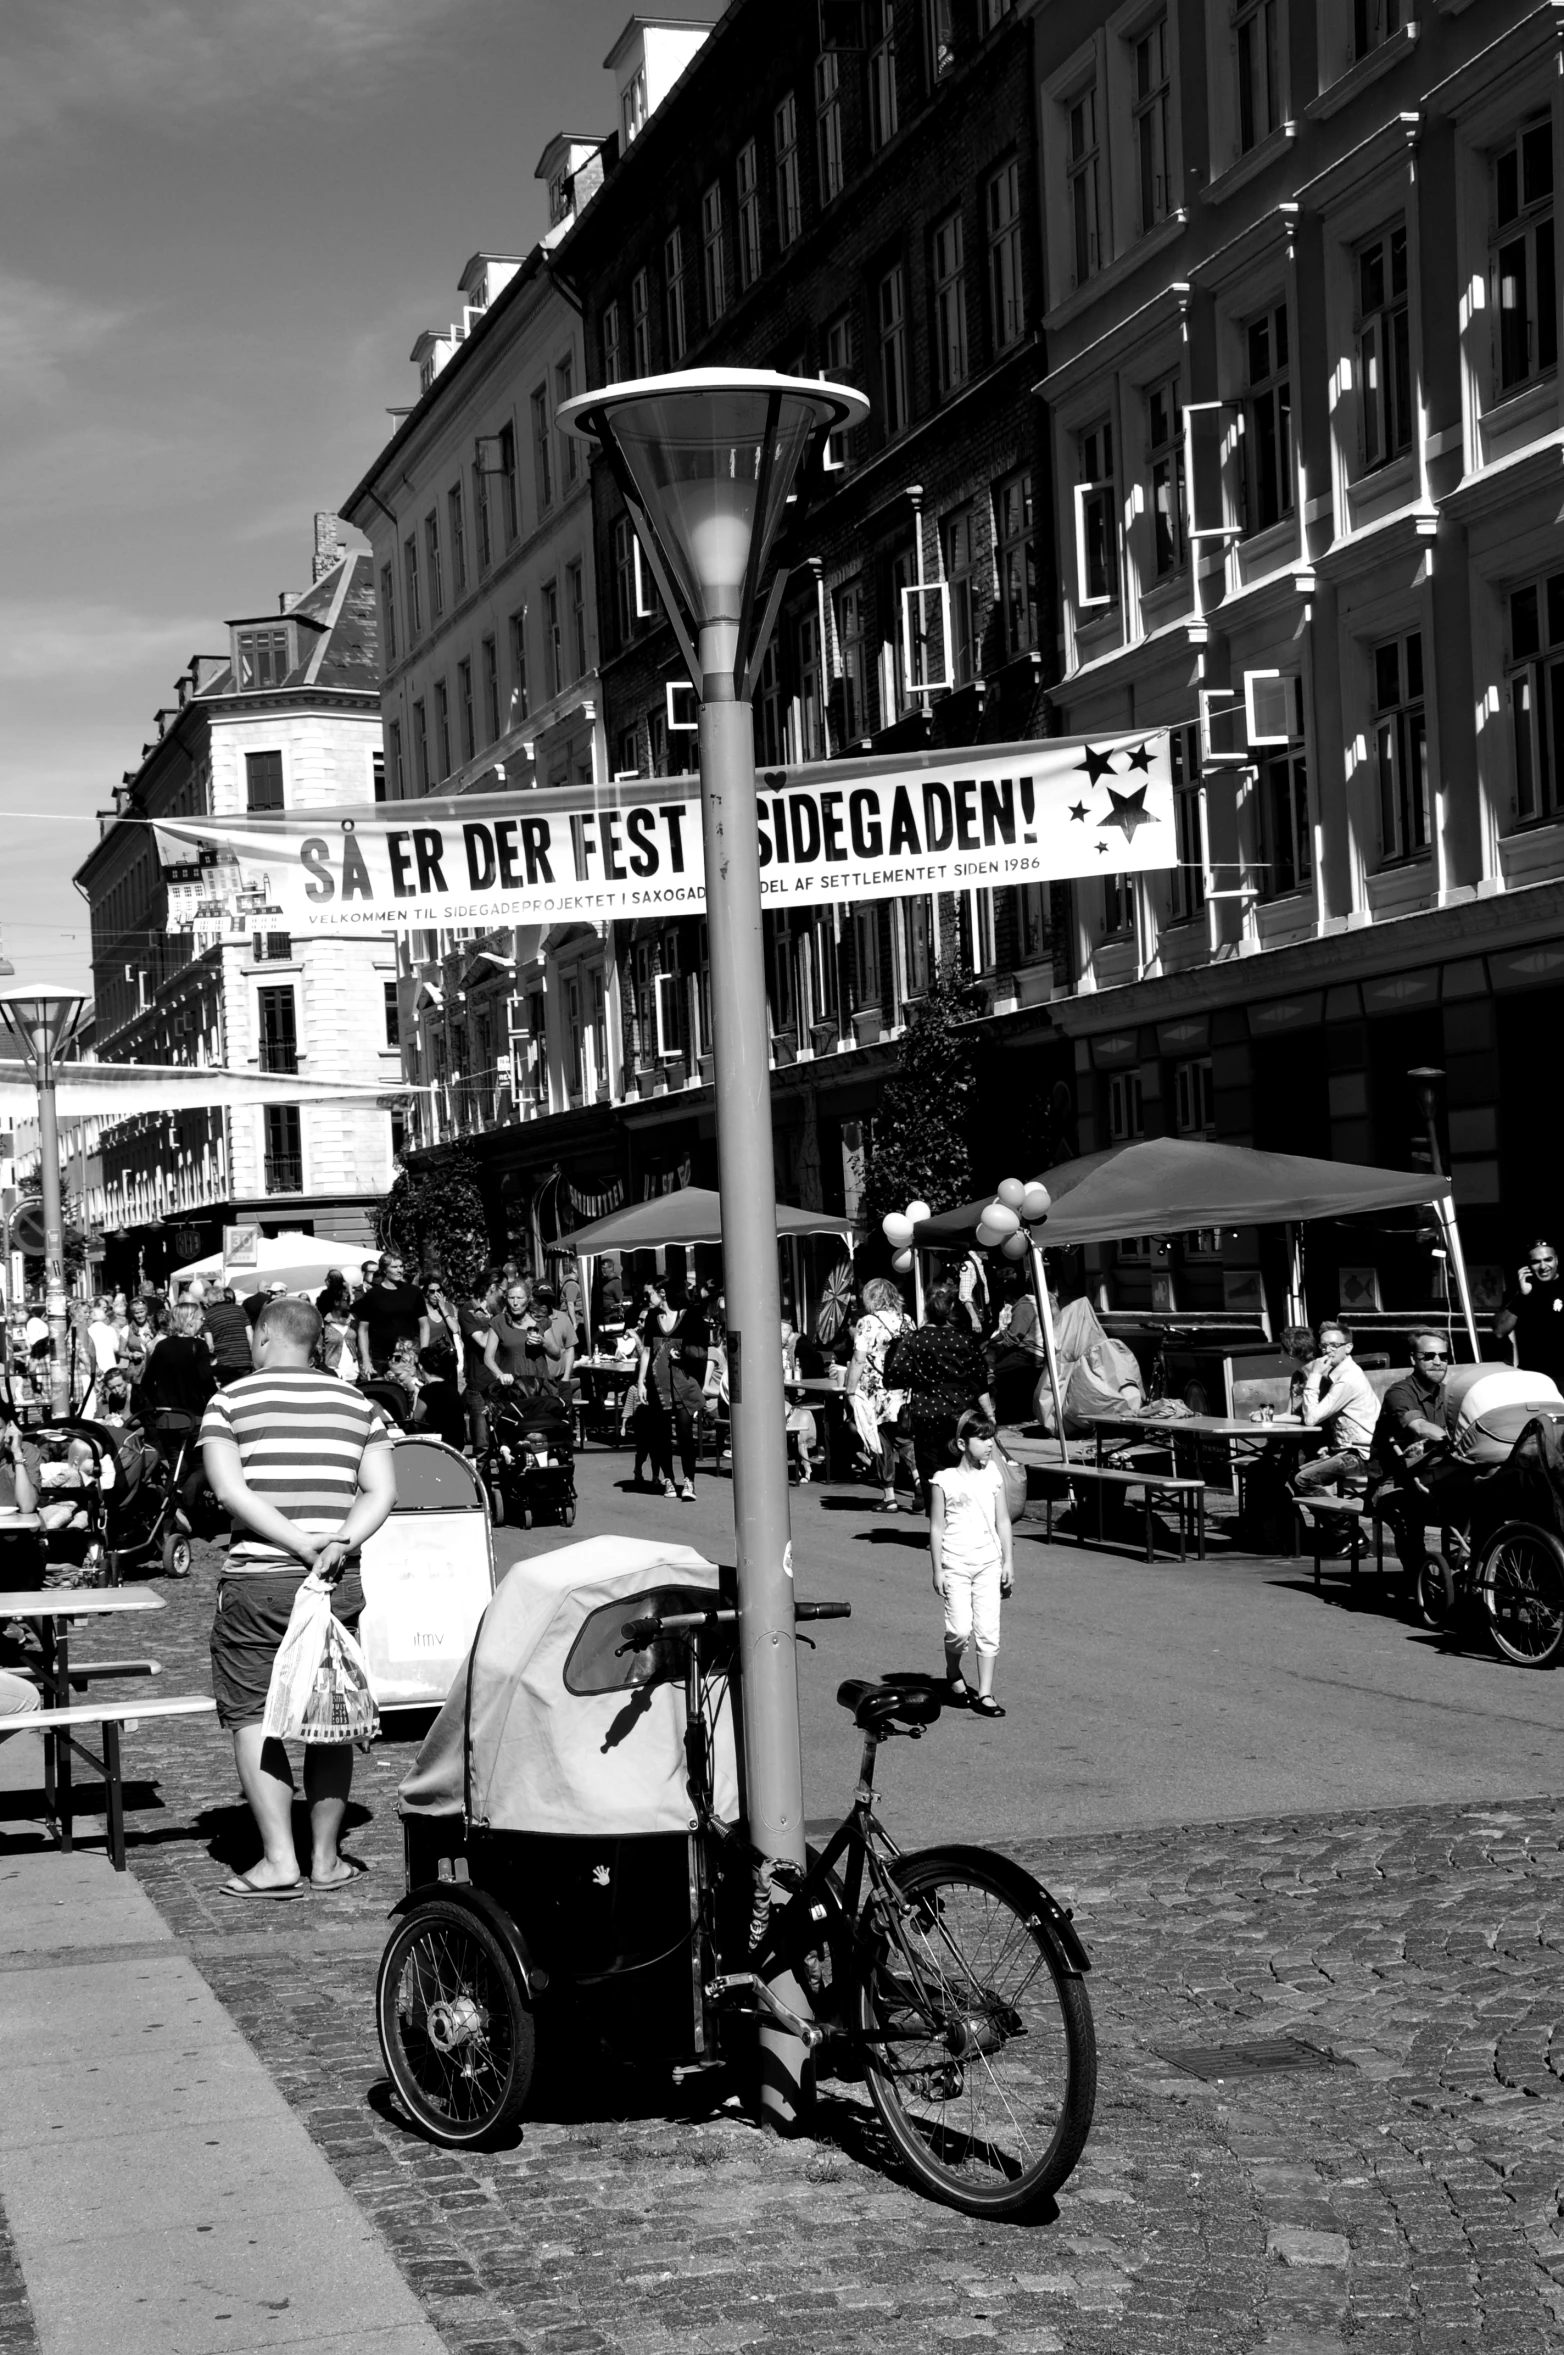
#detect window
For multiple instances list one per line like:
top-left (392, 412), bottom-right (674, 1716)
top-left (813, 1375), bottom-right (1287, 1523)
top-left (1173, 1058), bottom-right (1215, 1135)
top-left (1169, 726), bottom-right (1205, 921)
top-left (481, 636), bottom-right (499, 742)
top-left (1077, 421), bottom-right (1117, 608)
top-left (236, 626), bottom-right (291, 688)
top-left (556, 355), bottom-right (578, 486)
top-left (631, 269), bottom-right (651, 376)
top-left (824, 310), bottom-right (858, 465)
top-left (613, 516), bottom-right (638, 646)
top-left (1018, 883), bottom-right (1048, 961)
top-left (1493, 120), bottom-right (1557, 396)
top-left (1358, 224), bottom-right (1412, 470)
top-left (372, 752), bottom-right (386, 803)
top-left (997, 470), bottom-right (1036, 655)
top-left (737, 141), bottom-right (762, 286)
top-left (1374, 630), bottom-right (1428, 860)
top-left (776, 93), bottom-right (803, 248)
top-left (943, 506), bottom-right (979, 685)
top-left (836, 580), bottom-right (865, 740)
top-left (388, 719), bottom-right (404, 799)
top-left (1102, 872), bottom-right (1130, 935)
top-left (854, 904), bottom-right (881, 1006)
top-left (622, 61), bottom-right (647, 144)
top-left (1133, 13), bottom-right (1171, 234)
top-left (932, 210), bottom-right (968, 396)
top-left (448, 484), bottom-right (467, 597)
top-left (665, 227), bottom-right (689, 363)
top-left (257, 986), bottom-right (298, 1075)
top-left (531, 385), bottom-right (553, 512)
top-left (543, 580), bottom-right (563, 701)
top-left (472, 459), bottom-right (492, 570)
top-left (987, 159), bottom-right (1024, 351)
top-left (412, 699), bottom-right (429, 792)
top-left (263, 1105), bottom-right (302, 1196)
top-left (379, 564), bottom-right (396, 664)
top-left (701, 182), bottom-right (727, 323)
top-left (245, 751), bottom-right (283, 812)
top-left (384, 981), bottom-right (400, 1050)
top-left (1147, 375), bottom-right (1185, 576)
top-left (602, 299), bottom-right (623, 384)
top-left (498, 422), bottom-right (519, 541)
top-left (883, 542), bottom-right (916, 723)
top-left (567, 560), bottom-right (587, 681)
top-left (616, 723), bottom-right (640, 777)
top-left (1236, 0), bottom-right (1280, 155)
top-left (816, 53), bottom-right (844, 206)
top-left (1108, 1072), bottom-right (1144, 1139)
top-left (757, 639), bottom-right (785, 765)
top-left (1354, 0), bottom-right (1405, 58)
top-left (508, 609), bottom-right (529, 723)
top-left (1507, 571), bottom-right (1564, 825)
top-left (869, 1), bottom-right (898, 150)
top-left (457, 657), bottom-right (474, 764)
top-left (402, 535), bottom-right (421, 640)
top-left (1260, 747), bottom-right (1311, 895)
top-left (1068, 83), bottom-right (1101, 286)
top-left (902, 897), bottom-right (933, 993)
top-left (925, 0), bottom-right (955, 84)
top-left (1244, 303), bottom-right (1292, 533)
top-left (425, 511), bottom-right (443, 622)
top-left (793, 610), bottom-right (824, 762)
top-left (433, 678), bottom-right (451, 780)
top-left (879, 264), bottom-right (909, 436)
top-left (647, 702), bottom-right (669, 776)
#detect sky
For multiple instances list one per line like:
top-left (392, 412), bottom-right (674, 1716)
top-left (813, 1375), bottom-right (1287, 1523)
top-left (0, 0), bottom-right (681, 998)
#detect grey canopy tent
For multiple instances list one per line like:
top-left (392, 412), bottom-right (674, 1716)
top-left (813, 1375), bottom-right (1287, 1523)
top-left (911, 1137), bottom-right (1481, 1457)
top-left (558, 1187), bottom-right (853, 1349)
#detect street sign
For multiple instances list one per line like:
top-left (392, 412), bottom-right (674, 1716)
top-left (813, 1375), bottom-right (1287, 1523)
top-left (222, 1223), bottom-right (259, 1268)
top-left (11, 1200), bottom-right (45, 1255)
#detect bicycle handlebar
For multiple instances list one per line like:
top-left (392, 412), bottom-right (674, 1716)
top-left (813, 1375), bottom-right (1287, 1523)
top-left (794, 1601), bottom-right (851, 1622)
top-left (618, 1598), bottom-right (851, 1648)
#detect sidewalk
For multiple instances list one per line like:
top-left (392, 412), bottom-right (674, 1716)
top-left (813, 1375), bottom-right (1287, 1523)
top-left (0, 1732), bottom-right (443, 2355)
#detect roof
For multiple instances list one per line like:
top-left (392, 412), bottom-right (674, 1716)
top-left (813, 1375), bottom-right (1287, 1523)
top-left (604, 8), bottom-right (726, 70)
top-left (200, 552), bottom-right (379, 698)
top-left (561, 1185), bottom-right (852, 1251)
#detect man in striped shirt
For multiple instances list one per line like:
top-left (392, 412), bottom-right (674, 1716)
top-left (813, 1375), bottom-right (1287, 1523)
top-left (201, 1295), bottom-right (395, 1898)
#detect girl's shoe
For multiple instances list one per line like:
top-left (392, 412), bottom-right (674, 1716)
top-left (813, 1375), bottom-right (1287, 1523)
top-left (970, 1695), bottom-right (1006, 1719)
top-left (680, 1481), bottom-right (696, 1501)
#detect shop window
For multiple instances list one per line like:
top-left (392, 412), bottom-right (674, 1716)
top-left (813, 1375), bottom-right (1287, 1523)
top-left (1108, 1071), bottom-right (1144, 1139)
top-left (1173, 1057), bottom-right (1214, 1135)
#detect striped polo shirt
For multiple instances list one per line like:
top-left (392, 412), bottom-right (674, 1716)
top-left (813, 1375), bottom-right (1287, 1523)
top-left (200, 1369), bottom-right (392, 1575)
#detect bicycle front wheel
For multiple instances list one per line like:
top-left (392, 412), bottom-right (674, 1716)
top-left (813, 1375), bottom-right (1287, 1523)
top-left (858, 1847), bottom-right (1096, 2218)
top-left (1482, 1523), bottom-right (1564, 1667)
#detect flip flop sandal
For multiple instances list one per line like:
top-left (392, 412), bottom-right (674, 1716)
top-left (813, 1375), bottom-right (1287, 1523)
top-left (310, 1858), bottom-right (370, 1894)
top-left (221, 1874), bottom-right (305, 1900)
top-left (970, 1696), bottom-right (1007, 1719)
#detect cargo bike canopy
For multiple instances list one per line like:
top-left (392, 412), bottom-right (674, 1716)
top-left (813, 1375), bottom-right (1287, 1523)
top-left (399, 1535), bottom-right (740, 1838)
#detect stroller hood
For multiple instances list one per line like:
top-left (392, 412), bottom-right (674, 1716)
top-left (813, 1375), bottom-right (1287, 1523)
top-left (399, 1534), bottom-right (739, 1837)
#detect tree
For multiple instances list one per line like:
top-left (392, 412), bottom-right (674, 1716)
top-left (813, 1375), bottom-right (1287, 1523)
top-left (860, 953), bottom-right (980, 1231)
top-left (377, 1146), bottom-right (491, 1291)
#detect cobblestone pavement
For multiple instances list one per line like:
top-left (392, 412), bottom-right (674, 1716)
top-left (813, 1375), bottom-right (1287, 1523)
top-left (12, 1541), bottom-right (1564, 2355)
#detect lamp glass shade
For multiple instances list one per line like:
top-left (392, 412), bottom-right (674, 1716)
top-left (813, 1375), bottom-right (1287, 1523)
top-left (560, 371), bottom-right (868, 670)
top-left (0, 986), bottom-right (85, 1071)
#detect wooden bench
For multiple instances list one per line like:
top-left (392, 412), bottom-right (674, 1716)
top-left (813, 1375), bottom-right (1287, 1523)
top-left (1035, 1462), bottom-right (1208, 1563)
top-left (26, 1693), bottom-right (215, 1870)
top-left (16, 1658), bottom-right (161, 1691)
top-left (1291, 1494), bottom-right (1394, 1600)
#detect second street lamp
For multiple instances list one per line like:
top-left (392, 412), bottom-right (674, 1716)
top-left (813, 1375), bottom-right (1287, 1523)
top-left (561, 368), bottom-right (867, 2125)
top-left (0, 983), bottom-right (86, 1420)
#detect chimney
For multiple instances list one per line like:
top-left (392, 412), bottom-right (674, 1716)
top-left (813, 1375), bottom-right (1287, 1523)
top-left (313, 512), bottom-right (347, 582)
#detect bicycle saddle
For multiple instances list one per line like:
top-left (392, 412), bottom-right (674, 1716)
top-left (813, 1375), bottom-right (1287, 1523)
top-left (836, 1677), bottom-right (943, 1730)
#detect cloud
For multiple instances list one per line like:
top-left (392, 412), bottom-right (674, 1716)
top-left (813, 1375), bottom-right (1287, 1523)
top-left (0, 598), bottom-right (208, 686)
top-left (0, 268), bottom-right (125, 402)
top-left (0, 0), bottom-right (468, 146)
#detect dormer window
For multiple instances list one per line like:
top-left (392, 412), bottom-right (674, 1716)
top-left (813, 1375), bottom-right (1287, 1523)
top-left (234, 625), bottom-right (293, 689)
top-left (622, 64), bottom-right (648, 145)
top-left (549, 173), bottom-right (572, 227)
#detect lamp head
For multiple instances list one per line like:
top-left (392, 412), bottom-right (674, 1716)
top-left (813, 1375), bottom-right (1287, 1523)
top-left (0, 985), bottom-right (86, 1072)
top-left (559, 368), bottom-right (868, 687)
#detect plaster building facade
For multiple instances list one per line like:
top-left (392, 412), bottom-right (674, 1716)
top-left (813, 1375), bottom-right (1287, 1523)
top-left (1029, 0), bottom-right (1564, 1324)
top-left (75, 521), bottom-right (400, 1289)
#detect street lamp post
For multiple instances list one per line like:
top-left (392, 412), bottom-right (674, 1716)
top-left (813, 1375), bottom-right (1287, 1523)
top-left (0, 986), bottom-right (86, 1420)
top-left (561, 370), bottom-right (866, 2126)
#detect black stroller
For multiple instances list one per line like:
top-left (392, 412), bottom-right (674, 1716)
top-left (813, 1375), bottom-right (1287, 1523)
top-left (483, 1382), bottom-right (576, 1529)
top-left (28, 1416), bottom-right (188, 1585)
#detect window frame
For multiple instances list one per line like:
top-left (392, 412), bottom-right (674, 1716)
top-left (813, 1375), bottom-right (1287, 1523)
top-left (425, 510), bottom-right (443, 622)
top-left (816, 51), bottom-right (844, 206)
top-left (531, 384), bottom-right (553, 513)
top-left (1356, 220), bottom-right (1413, 473)
top-left (987, 156), bottom-right (1024, 352)
top-left (1242, 300), bottom-right (1294, 537)
top-left (603, 299), bottom-right (623, 384)
top-left (869, 0), bottom-right (898, 151)
top-left (996, 469), bottom-right (1037, 657)
top-left (737, 140), bottom-right (762, 286)
top-left (1372, 628), bottom-right (1430, 863)
top-left (631, 269), bottom-right (652, 375)
top-left (931, 208), bottom-right (969, 397)
top-left (1491, 116), bottom-right (1557, 400)
top-left (1505, 569), bottom-right (1564, 829)
top-left (775, 92), bottom-right (803, 248)
top-left (665, 226), bottom-right (689, 364)
top-left (447, 482), bottom-right (467, 598)
top-left (878, 261), bottom-right (910, 437)
top-left (701, 181), bottom-right (728, 324)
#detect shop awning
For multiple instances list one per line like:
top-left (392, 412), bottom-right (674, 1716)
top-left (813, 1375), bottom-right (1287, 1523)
top-left (912, 1137), bottom-right (1452, 1248)
top-left (561, 1186), bottom-right (852, 1253)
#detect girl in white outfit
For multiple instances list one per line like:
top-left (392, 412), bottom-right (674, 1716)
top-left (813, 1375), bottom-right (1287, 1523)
top-left (929, 1411), bottom-right (1013, 1719)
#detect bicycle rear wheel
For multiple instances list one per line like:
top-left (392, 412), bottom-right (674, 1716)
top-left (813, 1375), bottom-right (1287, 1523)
top-left (377, 1898), bottom-right (534, 2147)
top-left (1482, 1523), bottom-right (1564, 1668)
top-left (858, 1847), bottom-right (1095, 2218)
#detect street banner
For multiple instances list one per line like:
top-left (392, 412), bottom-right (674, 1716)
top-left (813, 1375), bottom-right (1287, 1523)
top-left (151, 732), bottom-right (1175, 935)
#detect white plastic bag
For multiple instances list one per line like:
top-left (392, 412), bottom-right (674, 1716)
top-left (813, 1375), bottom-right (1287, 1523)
top-left (261, 1574), bottom-right (380, 1743)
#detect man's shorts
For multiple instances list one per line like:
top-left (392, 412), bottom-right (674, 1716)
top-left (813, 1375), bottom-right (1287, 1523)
top-left (209, 1569), bottom-right (365, 1731)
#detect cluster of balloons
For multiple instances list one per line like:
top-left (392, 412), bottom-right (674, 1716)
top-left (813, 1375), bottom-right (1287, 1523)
top-left (880, 1177), bottom-right (1052, 1273)
top-left (880, 1198), bottom-right (930, 1274)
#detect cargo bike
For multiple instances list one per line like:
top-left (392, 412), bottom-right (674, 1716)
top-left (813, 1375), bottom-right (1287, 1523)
top-left (376, 1535), bottom-right (1097, 2218)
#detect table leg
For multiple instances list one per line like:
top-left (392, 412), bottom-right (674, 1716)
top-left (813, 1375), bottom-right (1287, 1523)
top-left (1144, 1490), bottom-right (1154, 1565)
top-left (104, 1720), bottom-right (125, 1871)
top-left (1197, 1492), bottom-right (1206, 1561)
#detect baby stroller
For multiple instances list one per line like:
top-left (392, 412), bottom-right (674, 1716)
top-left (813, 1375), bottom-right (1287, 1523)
top-left (30, 1420), bottom-right (137, 1586)
top-left (484, 1383), bottom-right (577, 1529)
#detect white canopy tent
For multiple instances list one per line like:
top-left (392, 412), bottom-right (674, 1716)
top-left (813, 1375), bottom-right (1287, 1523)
top-left (169, 1230), bottom-right (377, 1298)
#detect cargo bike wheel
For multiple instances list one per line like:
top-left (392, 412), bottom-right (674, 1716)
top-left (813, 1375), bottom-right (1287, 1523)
top-left (376, 1898), bottom-right (534, 2147)
top-left (858, 1848), bottom-right (1096, 2219)
top-left (1481, 1522), bottom-right (1564, 1668)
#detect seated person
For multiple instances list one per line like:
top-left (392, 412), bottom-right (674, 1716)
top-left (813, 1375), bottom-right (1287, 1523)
top-left (1292, 1319), bottom-right (1379, 1502)
top-left (1372, 1331), bottom-right (1465, 1571)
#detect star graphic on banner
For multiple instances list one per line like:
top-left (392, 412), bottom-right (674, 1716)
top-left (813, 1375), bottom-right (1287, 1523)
top-left (1074, 743), bottom-right (1118, 786)
top-left (1096, 841), bottom-right (1109, 854)
top-left (1068, 800), bottom-right (1088, 822)
top-left (1098, 785), bottom-right (1158, 843)
top-left (1122, 740), bottom-right (1154, 774)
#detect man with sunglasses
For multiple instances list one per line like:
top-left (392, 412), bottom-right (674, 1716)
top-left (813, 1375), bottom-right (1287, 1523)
top-left (1494, 1239), bottom-right (1564, 1387)
top-left (1375, 1332), bottom-right (1459, 1571)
